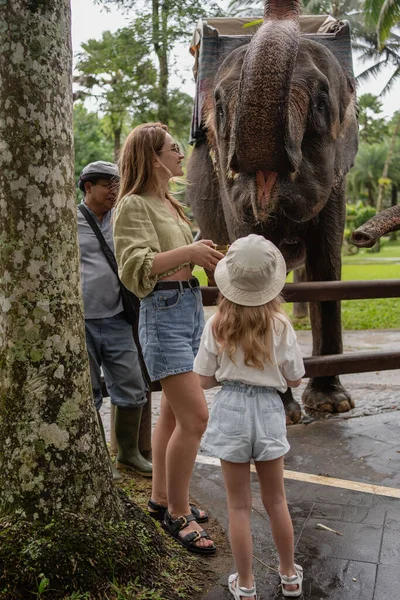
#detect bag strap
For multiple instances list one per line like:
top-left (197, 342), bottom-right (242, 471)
top-left (78, 203), bottom-right (119, 278)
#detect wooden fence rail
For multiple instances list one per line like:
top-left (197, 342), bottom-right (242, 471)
top-left (133, 279), bottom-right (400, 453)
top-left (201, 279), bottom-right (400, 377)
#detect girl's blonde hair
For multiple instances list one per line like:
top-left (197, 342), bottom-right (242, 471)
top-left (116, 122), bottom-right (189, 223)
top-left (212, 294), bottom-right (287, 370)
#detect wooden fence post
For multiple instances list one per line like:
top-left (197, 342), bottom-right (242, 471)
top-left (139, 391), bottom-right (152, 459)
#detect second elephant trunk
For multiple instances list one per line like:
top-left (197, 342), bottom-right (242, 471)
top-left (351, 205), bottom-right (400, 248)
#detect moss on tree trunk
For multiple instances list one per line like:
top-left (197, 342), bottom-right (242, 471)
top-left (0, 2), bottom-right (195, 598)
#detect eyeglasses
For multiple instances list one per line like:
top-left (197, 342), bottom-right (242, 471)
top-left (158, 142), bottom-right (181, 154)
top-left (95, 181), bottom-right (117, 190)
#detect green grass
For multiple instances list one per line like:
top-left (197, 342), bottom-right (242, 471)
top-left (343, 238), bottom-right (400, 261)
top-left (195, 238), bottom-right (400, 330)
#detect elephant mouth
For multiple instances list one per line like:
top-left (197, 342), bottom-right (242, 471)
top-left (256, 170), bottom-right (278, 206)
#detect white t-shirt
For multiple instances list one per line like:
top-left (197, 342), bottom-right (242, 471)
top-left (194, 313), bottom-right (305, 392)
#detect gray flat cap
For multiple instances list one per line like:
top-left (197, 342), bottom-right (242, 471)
top-left (78, 161), bottom-right (119, 191)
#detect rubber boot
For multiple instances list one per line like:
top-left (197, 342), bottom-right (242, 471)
top-left (96, 410), bottom-right (123, 482)
top-left (115, 406), bottom-right (153, 477)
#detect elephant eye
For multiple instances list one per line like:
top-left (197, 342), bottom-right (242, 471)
top-left (316, 95), bottom-right (328, 111)
top-left (215, 102), bottom-right (226, 130)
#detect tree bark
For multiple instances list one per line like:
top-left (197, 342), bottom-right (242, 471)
top-left (0, 0), bottom-right (120, 523)
top-left (114, 127), bottom-right (122, 161)
top-left (0, 4), bottom-right (196, 598)
top-left (152, 0), bottom-right (169, 124)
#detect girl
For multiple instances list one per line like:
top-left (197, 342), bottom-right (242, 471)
top-left (194, 234), bottom-right (305, 597)
top-left (113, 123), bottom-right (224, 555)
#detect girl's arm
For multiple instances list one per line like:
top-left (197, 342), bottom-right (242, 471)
top-left (193, 318), bottom-right (219, 387)
top-left (284, 377), bottom-right (302, 388)
top-left (199, 375), bottom-right (219, 390)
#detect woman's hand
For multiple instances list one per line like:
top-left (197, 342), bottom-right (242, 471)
top-left (188, 240), bottom-right (225, 270)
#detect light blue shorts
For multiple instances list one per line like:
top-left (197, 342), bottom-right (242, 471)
top-left (139, 285), bottom-right (204, 381)
top-left (202, 381), bottom-right (290, 463)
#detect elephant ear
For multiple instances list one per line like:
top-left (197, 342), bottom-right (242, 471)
top-left (185, 139), bottom-right (230, 244)
top-left (339, 69), bottom-right (356, 124)
top-left (335, 68), bottom-right (358, 177)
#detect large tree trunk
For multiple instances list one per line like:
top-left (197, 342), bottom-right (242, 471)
top-left (0, 0), bottom-right (120, 523)
top-left (0, 3), bottom-right (181, 598)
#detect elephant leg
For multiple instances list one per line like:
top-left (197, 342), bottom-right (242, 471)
top-left (279, 388), bottom-right (302, 425)
top-left (303, 198), bottom-right (354, 413)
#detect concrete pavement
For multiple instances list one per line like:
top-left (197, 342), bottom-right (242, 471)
top-left (193, 411), bottom-right (400, 599)
top-left (99, 328), bottom-right (400, 599)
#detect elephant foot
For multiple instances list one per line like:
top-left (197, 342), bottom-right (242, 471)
top-left (302, 377), bottom-right (355, 414)
top-left (279, 389), bottom-right (302, 425)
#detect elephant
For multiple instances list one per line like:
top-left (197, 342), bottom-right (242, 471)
top-left (352, 206), bottom-right (400, 248)
top-left (186, 0), bottom-right (359, 423)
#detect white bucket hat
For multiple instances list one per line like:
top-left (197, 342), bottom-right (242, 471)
top-left (214, 234), bottom-right (287, 306)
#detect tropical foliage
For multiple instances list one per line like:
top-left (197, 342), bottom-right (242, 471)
top-left (73, 103), bottom-right (114, 183)
top-left (95, 0), bottom-right (223, 124)
top-left (364, 0), bottom-right (400, 45)
top-left (74, 26), bottom-right (157, 159)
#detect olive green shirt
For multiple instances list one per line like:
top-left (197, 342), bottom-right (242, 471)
top-left (113, 194), bottom-right (193, 299)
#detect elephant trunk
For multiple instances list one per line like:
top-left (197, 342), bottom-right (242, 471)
top-left (231, 0), bottom-right (301, 175)
top-left (351, 205), bottom-right (400, 248)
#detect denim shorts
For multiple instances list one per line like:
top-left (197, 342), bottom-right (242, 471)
top-left (202, 381), bottom-right (290, 463)
top-left (139, 285), bottom-right (204, 381)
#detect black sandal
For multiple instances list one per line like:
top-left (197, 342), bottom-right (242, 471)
top-left (162, 510), bottom-right (216, 555)
top-left (147, 499), bottom-right (209, 523)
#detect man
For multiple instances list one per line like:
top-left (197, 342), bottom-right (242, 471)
top-left (77, 160), bottom-right (152, 479)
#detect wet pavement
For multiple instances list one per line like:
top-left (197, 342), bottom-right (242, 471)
top-left (100, 327), bottom-right (400, 599)
top-left (193, 410), bottom-right (400, 599)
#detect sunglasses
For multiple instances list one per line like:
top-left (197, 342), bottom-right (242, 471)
top-left (158, 142), bottom-right (181, 154)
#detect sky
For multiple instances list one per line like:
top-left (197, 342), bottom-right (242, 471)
top-left (70, 0), bottom-right (400, 119)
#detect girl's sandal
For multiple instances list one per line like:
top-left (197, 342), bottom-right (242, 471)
top-left (280, 564), bottom-right (303, 597)
top-left (162, 510), bottom-right (216, 555)
top-left (228, 573), bottom-right (257, 600)
top-left (147, 499), bottom-right (209, 523)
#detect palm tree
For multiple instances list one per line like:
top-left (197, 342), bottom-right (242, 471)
top-left (228, 0), bottom-right (362, 19)
top-left (355, 28), bottom-right (400, 94)
top-left (227, 0), bottom-right (262, 16)
top-left (347, 143), bottom-right (387, 206)
top-left (364, 0), bottom-right (400, 46)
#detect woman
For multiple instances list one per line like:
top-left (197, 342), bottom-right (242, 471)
top-left (113, 123), bottom-right (223, 554)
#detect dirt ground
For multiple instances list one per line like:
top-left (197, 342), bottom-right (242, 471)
top-left (116, 468), bottom-right (233, 598)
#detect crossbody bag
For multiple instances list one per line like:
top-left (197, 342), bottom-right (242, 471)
top-left (78, 203), bottom-right (138, 326)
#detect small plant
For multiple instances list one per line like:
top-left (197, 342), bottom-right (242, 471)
top-left (35, 574), bottom-right (50, 598)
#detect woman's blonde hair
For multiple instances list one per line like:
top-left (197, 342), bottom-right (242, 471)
top-left (116, 122), bottom-right (189, 222)
top-left (212, 294), bottom-right (287, 370)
